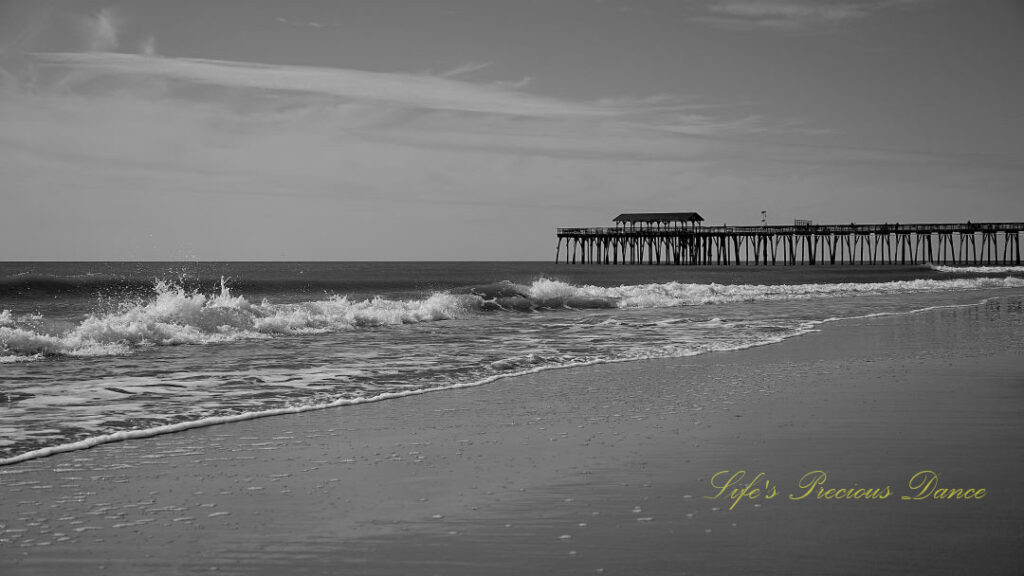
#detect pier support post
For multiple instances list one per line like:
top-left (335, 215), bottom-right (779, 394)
top-left (555, 223), bottom-right (1023, 267)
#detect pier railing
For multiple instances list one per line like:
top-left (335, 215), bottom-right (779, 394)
top-left (554, 222), bottom-right (1024, 266)
top-left (558, 222), bottom-right (1024, 236)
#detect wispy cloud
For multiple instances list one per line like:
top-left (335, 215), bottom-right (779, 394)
top-left (274, 16), bottom-right (335, 29)
top-left (493, 77), bottom-right (532, 91)
top-left (3, 45), bottom-right (1015, 259)
top-left (80, 7), bottom-right (120, 52)
top-left (29, 51), bottom-right (784, 140)
top-left (31, 52), bottom-right (623, 119)
top-left (438, 61), bottom-right (492, 78)
top-left (711, 1), bottom-right (867, 23)
top-left (139, 35), bottom-right (156, 57)
top-left (696, 0), bottom-right (930, 31)
top-left (0, 2), bottom-right (1015, 260)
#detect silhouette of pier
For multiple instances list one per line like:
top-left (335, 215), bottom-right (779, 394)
top-left (555, 213), bottom-right (1024, 265)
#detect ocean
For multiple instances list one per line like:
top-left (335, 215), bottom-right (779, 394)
top-left (2, 261), bottom-right (1023, 466)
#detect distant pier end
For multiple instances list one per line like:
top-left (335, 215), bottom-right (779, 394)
top-left (555, 214), bottom-right (1024, 265)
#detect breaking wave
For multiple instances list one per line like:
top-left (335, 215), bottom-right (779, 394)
top-left (0, 279), bottom-right (476, 360)
top-left (518, 276), bottom-right (1024, 309)
top-left (2, 275), bottom-right (1022, 361)
top-left (929, 264), bottom-right (1024, 274)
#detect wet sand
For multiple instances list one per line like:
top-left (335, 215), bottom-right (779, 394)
top-left (2, 297), bottom-right (1022, 575)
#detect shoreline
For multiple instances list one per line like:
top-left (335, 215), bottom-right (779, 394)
top-left (2, 295), bottom-right (1023, 574)
top-left (1, 287), bottom-right (1014, 469)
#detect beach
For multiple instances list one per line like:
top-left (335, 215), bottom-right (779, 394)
top-left (2, 294), bottom-right (1022, 575)
top-left (5, 0), bottom-right (1024, 573)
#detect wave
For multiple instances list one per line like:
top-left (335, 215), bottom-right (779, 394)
top-left (0, 279), bottom-right (477, 359)
top-left (929, 264), bottom-right (1024, 274)
top-left (0, 286), bottom-right (1012, 466)
top-left (521, 276), bottom-right (1024, 308)
top-left (467, 276), bottom-right (1024, 310)
top-left (0, 319), bottom-right (818, 467)
top-left (2, 275), bottom-right (1022, 361)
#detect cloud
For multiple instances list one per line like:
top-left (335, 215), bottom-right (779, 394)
top-left (28, 51), bottom-right (785, 141)
top-left (80, 7), bottom-right (120, 52)
top-left (274, 16), bottom-right (334, 28)
top-left (11, 51), bottom-right (755, 179)
top-left (710, 1), bottom-right (867, 23)
top-left (439, 61), bottom-right (492, 78)
top-left (11, 45), bottom-right (1012, 260)
top-left (0, 49), bottom-right (760, 259)
top-left (493, 77), bottom-right (532, 91)
top-left (0, 74), bottom-right (722, 259)
top-left (31, 52), bottom-right (627, 119)
top-left (696, 0), bottom-right (930, 31)
top-left (2, 50), bottom-right (1019, 260)
top-left (139, 35), bottom-right (156, 56)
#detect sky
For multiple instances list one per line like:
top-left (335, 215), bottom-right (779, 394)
top-left (1, 0), bottom-right (1022, 260)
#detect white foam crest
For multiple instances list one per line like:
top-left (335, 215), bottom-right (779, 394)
top-left (930, 264), bottom-right (1024, 274)
top-left (523, 276), bottom-right (1024, 309)
top-left (0, 352), bottom-right (42, 363)
top-left (819, 299), bottom-right (996, 324)
top-left (70, 280), bottom-right (258, 347)
top-left (0, 326), bottom-right (128, 357)
top-left (254, 292), bottom-right (476, 333)
top-left (525, 278), bottom-right (617, 308)
top-left (0, 310), bottom-right (13, 326)
top-left (335, 292), bottom-right (475, 327)
top-left (0, 280), bottom-right (478, 359)
top-left (488, 352), bottom-right (565, 370)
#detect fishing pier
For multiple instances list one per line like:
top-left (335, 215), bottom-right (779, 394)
top-left (555, 213), bottom-right (1024, 266)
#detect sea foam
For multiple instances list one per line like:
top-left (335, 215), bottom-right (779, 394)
top-left (0, 280), bottom-right (478, 360)
top-left (930, 264), bottom-right (1024, 274)
top-left (2, 275), bottom-right (1021, 361)
top-left (522, 276), bottom-right (1024, 309)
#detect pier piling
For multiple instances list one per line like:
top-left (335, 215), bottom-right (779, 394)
top-left (556, 219), bottom-right (1024, 266)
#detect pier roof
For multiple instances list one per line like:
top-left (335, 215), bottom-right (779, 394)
top-left (613, 212), bottom-right (704, 223)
